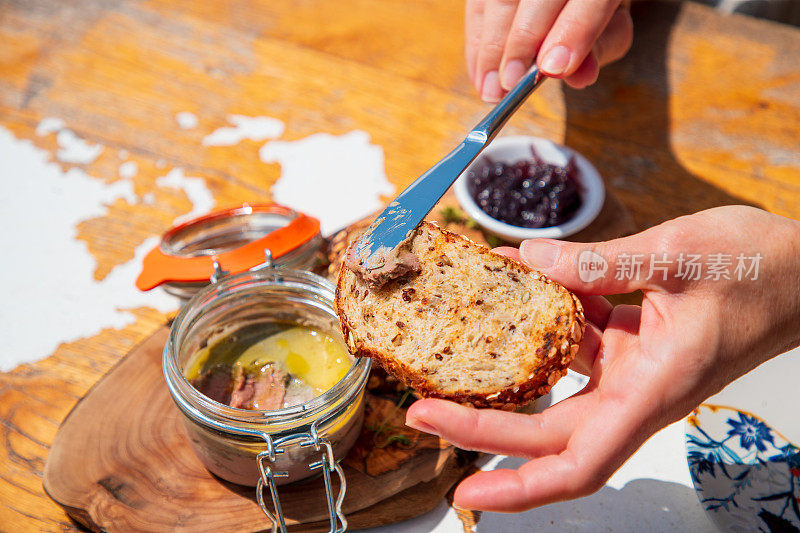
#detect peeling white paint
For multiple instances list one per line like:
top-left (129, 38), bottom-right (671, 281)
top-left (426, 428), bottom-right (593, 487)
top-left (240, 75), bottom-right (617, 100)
top-left (119, 161), bottom-right (139, 179)
top-left (0, 125), bottom-right (175, 371)
top-left (35, 117), bottom-right (105, 165)
top-left (203, 114), bottom-right (285, 146)
top-left (175, 111), bottom-right (199, 130)
top-left (36, 117), bottom-right (65, 136)
top-left (114, 179), bottom-right (139, 206)
top-left (156, 168), bottom-right (215, 224)
top-left (261, 130), bottom-right (394, 234)
top-left (56, 129), bottom-right (103, 165)
top-left (119, 160), bottom-right (138, 179)
top-left (56, 129), bottom-right (104, 164)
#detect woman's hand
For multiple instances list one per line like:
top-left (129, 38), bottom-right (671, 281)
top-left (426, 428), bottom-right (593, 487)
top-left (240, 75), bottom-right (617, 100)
top-left (406, 206), bottom-right (800, 512)
top-left (466, 0), bottom-right (634, 101)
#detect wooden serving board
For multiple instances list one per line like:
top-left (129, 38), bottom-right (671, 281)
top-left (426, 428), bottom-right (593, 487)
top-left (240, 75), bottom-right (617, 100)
top-left (42, 327), bottom-right (475, 532)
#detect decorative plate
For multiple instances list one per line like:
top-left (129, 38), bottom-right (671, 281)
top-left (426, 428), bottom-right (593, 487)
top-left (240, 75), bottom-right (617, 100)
top-left (686, 404), bottom-right (800, 531)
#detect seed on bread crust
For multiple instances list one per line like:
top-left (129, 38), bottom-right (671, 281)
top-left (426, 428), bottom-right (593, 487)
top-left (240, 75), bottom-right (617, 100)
top-left (571, 320), bottom-right (583, 343)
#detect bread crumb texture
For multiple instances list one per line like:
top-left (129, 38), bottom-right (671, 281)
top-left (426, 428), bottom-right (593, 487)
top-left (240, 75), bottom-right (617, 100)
top-left (336, 222), bottom-right (584, 408)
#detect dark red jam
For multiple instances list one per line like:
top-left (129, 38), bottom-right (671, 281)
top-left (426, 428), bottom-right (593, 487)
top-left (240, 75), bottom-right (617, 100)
top-left (467, 146), bottom-right (583, 228)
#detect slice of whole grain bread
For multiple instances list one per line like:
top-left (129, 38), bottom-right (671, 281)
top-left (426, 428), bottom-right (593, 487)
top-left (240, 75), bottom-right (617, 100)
top-left (335, 222), bottom-right (584, 409)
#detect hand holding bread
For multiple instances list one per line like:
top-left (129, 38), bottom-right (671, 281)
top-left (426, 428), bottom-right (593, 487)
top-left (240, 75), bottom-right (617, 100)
top-left (403, 206), bottom-right (800, 512)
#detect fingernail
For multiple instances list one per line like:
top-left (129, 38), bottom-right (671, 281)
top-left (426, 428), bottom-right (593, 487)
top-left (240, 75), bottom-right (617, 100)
top-left (501, 59), bottom-right (526, 90)
top-left (540, 45), bottom-right (571, 75)
top-left (406, 416), bottom-right (439, 436)
top-left (481, 70), bottom-right (503, 102)
top-left (520, 239), bottom-right (560, 269)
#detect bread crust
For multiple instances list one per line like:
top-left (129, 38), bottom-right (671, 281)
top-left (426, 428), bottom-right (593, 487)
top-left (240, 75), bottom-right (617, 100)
top-left (335, 222), bottom-right (585, 409)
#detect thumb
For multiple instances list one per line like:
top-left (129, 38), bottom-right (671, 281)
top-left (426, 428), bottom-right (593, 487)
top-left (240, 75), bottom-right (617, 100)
top-left (519, 227), bottom-right (681, 295)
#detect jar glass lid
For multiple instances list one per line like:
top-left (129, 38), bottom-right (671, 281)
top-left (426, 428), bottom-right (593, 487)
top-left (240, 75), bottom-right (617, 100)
top-left (136, 203), bottom-right (320, 291)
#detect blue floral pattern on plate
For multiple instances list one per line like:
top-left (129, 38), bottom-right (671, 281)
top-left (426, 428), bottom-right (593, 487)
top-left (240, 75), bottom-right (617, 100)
top-left (686, 404), bottom-right (800, 532)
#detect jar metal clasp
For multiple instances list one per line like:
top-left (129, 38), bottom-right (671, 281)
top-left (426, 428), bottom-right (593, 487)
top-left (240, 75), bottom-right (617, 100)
top-left (252, 249), bottom-right (276, 272)
top-left (210, 249), bottom-right (277, 285)
top-left (210, 257), bottom-right (229, 284)
top-left (256, 421), bottom-right (348, 533)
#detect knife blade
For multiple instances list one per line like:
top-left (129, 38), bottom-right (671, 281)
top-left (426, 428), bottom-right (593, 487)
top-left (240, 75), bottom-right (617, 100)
top-left (353, 64), bottom-right (545, 271)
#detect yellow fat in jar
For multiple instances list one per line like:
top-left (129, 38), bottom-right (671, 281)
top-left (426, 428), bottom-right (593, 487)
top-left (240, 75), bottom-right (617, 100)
top-left (233, 326), bottom-right (352, 395)
top-left (184, 346), bottom-right (211, 381)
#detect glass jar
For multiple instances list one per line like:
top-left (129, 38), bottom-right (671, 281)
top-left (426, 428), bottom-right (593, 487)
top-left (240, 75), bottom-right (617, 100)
top-left (137, 204), bottom-right (323, 302)
top-left (163, 267), bottom-right (370, 530)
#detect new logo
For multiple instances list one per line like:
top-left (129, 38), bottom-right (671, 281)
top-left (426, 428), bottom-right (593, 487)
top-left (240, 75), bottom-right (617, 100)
top-left (578, 250), bottom-right (608, 283)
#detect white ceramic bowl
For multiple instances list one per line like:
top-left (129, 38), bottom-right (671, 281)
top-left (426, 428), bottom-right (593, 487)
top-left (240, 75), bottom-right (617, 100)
top-left (685, 347), bottom-right (800, 531)
top-left (454, 136), bottom-right (605, 243)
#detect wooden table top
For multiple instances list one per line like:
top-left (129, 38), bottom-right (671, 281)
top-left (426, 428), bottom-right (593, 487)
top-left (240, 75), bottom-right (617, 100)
top-left (1, 0), bottom-right (798, 530)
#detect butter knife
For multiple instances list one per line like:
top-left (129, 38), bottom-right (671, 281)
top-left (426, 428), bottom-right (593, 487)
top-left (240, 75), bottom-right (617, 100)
top-left (353, 64), bottom-right (546, 270)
